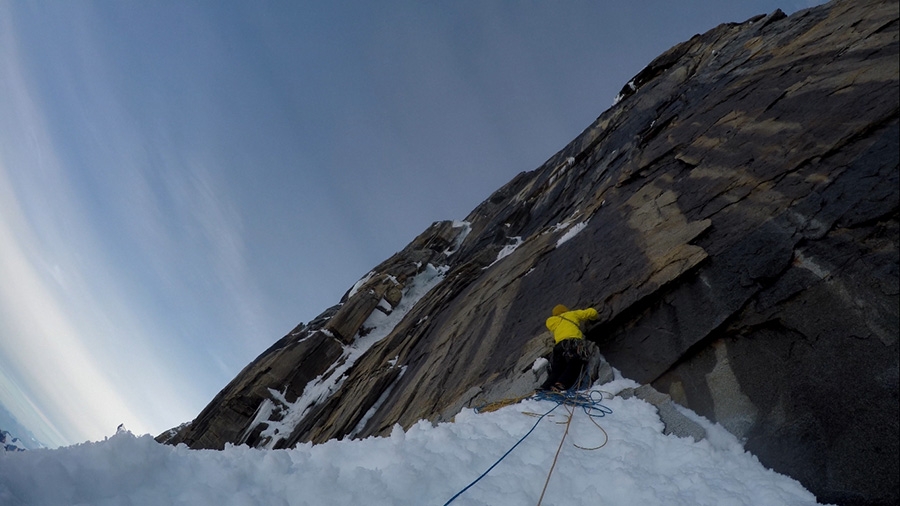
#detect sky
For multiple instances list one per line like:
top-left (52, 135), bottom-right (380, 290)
top-left (0, 377), bottom-right (829, 505)
top-left (0, 0), bottom-right (826, 448)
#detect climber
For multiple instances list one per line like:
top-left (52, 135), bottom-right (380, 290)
top-left (540, 304), bottom-right (600, 392)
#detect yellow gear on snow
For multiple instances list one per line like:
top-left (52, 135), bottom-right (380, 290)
top-left (545, 308), bottom-right (598, 343)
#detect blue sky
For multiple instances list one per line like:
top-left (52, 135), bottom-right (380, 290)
top-left (0, 0), bottom-right (824, 448)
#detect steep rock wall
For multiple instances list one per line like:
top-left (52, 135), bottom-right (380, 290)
top-left (161, 1), bottom-right (898, 504)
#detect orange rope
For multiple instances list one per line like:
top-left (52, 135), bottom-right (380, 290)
top-left (536, 403), bottom-right (575, 506)
top-left (573, 413), bottom-right (609, 451)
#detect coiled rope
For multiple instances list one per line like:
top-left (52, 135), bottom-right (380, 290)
top-left (532, 388), bottom-right (613, 420)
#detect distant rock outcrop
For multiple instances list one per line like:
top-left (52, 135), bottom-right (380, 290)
top-left (160, 1), bottom-right (898, 504)
top-left (1, 430), bottom-right (27, 452)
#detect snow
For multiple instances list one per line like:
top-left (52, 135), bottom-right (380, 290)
top-left (0, 260), bottom-right (830, 505)
top-left (486, 236), bottom-right (524, 268)
top-left (346, 270), bottom-right (376, 299)
top-left (0, 376), bottom-right (829, 506)
top-left (497, 236), bottom-right (524, 261)
top-left (532, 357), bottom-right (549, 373)
top-left (444, 221), bottom-right (472, 256)
top-left (243, 263), bottom-right (449, 449)
top-left (556, 219), bottom-right (590, 247)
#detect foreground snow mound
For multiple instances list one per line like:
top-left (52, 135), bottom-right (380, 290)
top-left (0, 382), bottom-right (827, 506)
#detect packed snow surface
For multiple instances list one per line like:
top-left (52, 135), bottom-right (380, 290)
top-left (0, 377), bottom-right (829, 506)
top-left (554, 220), bottom-right (590, 248)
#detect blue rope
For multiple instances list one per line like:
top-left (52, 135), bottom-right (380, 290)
top-left (533, 388), bottom-right (613, 419)
top-left (442, 401), bottom-right (563, 506)
top-left (441, 388), bottom-right (613, 505)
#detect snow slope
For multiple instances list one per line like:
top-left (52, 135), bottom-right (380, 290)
top-left (0, 377), bottom-right (830, 506)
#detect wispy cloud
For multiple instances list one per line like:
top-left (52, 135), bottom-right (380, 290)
top-left (0, 164), bottom-right (147, 444)
top-left (0, 4), bottom-right (234, 444)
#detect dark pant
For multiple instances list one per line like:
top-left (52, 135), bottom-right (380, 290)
top-left (542, 339), bottom-right (590, 391)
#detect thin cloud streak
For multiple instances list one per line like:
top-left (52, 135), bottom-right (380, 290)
top-left (0, 366), bottom-right (68, 447)
top-left (0, 165), bottom-right (145, 444)
top-left (0, 10), bottom-right (227, 444)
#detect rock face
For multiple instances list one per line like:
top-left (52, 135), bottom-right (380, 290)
top-left (160, 1), bottom-right (898, 504)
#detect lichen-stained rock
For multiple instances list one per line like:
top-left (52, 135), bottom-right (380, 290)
top-left (161, 1), bottom-right (898, 504)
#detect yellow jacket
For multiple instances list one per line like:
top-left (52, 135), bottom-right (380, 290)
top-left (546, 308), bottom-right (599, 343)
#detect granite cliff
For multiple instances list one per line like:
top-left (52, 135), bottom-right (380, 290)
top-left (160, 1), bottom-right (899, 504)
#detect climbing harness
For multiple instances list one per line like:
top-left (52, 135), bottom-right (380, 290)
top-left (442, 378), bottom-right (613, 506)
